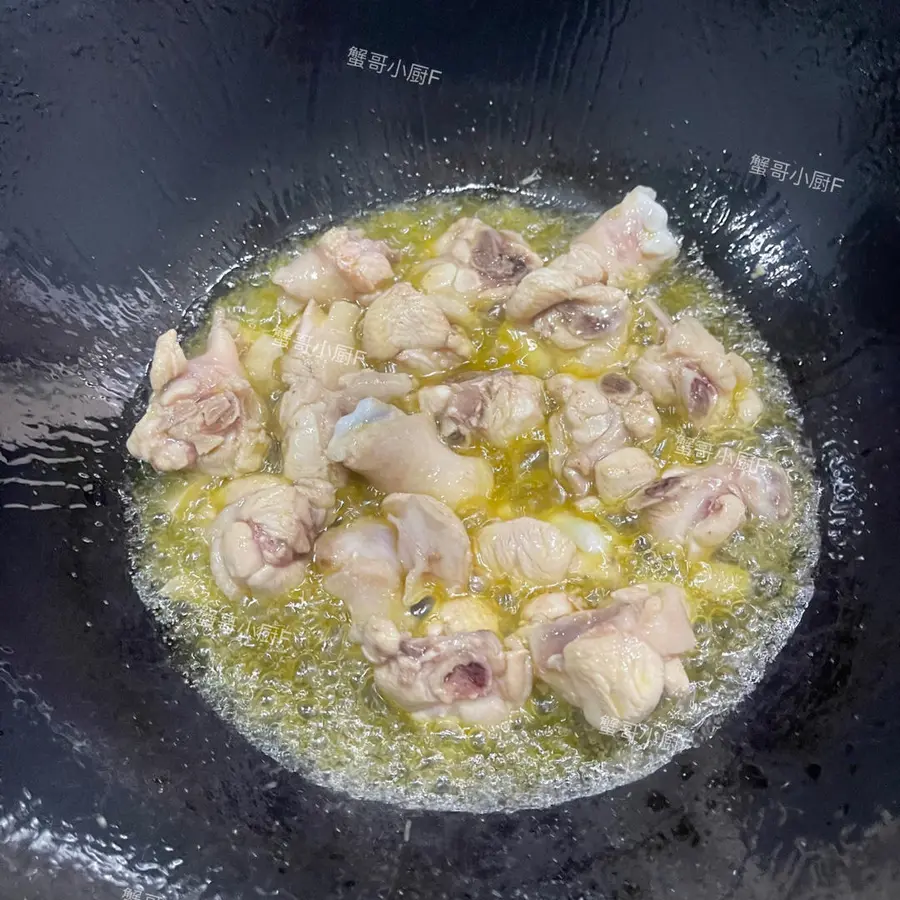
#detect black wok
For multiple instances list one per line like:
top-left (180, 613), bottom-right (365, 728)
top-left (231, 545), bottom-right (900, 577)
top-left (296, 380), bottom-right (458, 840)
top-left (2, 0), bottom-right (900, 897)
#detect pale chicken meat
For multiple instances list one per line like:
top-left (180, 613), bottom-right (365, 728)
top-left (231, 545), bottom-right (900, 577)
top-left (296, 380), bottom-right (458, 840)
top-left (631, 314), bottom-right (763, 429)
top-left (271, 226), bottom-right (396, 305)
top-left (362, 617), bottom-right (533, 726)
top-left (417, 217), bottom-right (542, 305)
top-left (476, 517), bottom-right (576, 586)
top-left (315, 519), bottom-right (404, 638)
top-left (382, 493), bottom-right (473, 602)
top-left (278, 378), bottom-right (346, 485)
top-left (278, 371), bottom-right (417, 486)
top-left (281, 300), bottom-right (363, 391)
top-left (523, 583), bottom-right (695, 726)
top-left (547, 373), bottom-right (661, 496)
top-left (362, 282), bottom-right (473, 375)
top-left (594, 447), bottom-right (659, 504)
top-left (127, 313), bottom-right (271, 475)
top-left (417, 370), bottom-right (545, 448)
top-left (326, 398), bottom-right (494, 509)
top-left (208, 479), bottom-right (334, 600)
top-left (573, 185), bottom-right (681, 287)
top-left (425, 597), bottom-right (500, 636)
top-left (628, 458), bottom-right (793, 558)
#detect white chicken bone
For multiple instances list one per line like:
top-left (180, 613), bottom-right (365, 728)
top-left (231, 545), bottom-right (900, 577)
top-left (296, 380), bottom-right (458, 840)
top-left (418, 370), bottom-right (545, 448)
top-left (326, 398), bottom-right (494, 509)
top-left (271, 226), bottom-right (396, 304)
top-left (127, 312), bottom-right (271, 475)
top-left (362, 617), bottom-right (533, 726)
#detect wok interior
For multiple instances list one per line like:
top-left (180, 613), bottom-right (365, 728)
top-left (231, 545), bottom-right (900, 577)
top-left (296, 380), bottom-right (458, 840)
top-left (0, 0), bottom-right (895, 894)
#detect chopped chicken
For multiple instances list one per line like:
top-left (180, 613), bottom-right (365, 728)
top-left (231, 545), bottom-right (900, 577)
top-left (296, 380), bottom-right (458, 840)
top-left (425, 597), bottom-right (500, 636)
top-left (208, 479), bottom-right (334, 600)
top-left (362, 617), bottom-right (532, 726)
top-left (127, 313), bottom-right (271, 475)
top-left (362, 282), bottom-right (473, 375)
top-left (278, 378), bottom-right (346, 485)
top-left (417, 217), bottom-right (542, 305)
top-left (521, 591), bottom-right (582, 624)
top-left (504, 187), bottom-right (678, 368)
top-left (476, 517), bottom-right (576, 585)
top-left (628, 458), bottom-right (793, 558)
top-left (336, 370), bottom-right (416, 404)
top-left (281, 300), bottom-right (363, 390)
top-left (546, 373), bottom-right (661, 496)
top-left (382, 493), bottom-right (473, 602)
top-left (523, 583), bottom-right (695, 726)
top-left (597, 372), bottom-right (662, 442)
top-left (271, 226), bottom-right (395, 305)
top-left (631, 314), bottom-right (763, 429)
top-left (418, 370), bottom-right (545, 448)
top-left (594, 447), bottom-right (659, 504)
top-left (573, 185), bottom-right (681, 287)
top-left (315, 519), bottom-right (404, 638)
top-left (279, 371), bottom-right (416, 487)
top-left (327, 398), bottom-right (494, 509)
top-left (532, 283), bottom-right (632, 365)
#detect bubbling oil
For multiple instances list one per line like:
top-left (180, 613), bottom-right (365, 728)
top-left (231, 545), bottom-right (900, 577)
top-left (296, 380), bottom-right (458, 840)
top-left (127, 191), bottom-right (820, 811)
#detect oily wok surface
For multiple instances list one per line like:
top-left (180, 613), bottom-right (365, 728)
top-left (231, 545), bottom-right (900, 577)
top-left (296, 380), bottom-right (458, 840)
top-left (1, 0), bottom-right (899, 897)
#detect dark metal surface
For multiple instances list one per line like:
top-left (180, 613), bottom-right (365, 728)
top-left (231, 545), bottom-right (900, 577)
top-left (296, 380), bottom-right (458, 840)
top-left (1, 0), bottom-right (899, 897)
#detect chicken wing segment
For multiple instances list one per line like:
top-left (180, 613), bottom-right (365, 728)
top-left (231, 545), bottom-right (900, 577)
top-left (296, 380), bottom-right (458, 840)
top-left (326, 399), bottom-right (494, 509)
top-left (127, 313), bottom-right (271, 475)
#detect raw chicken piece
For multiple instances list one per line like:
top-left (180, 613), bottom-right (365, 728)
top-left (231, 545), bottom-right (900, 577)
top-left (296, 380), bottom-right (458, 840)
top-left (418, 370), bottom-right (545, 448)
top-left (315, 519), bottom-right (404, 638)
top-left (336, 370), bottom-right (416, 404)
top-left (523, 583), bottom-right (695, 726)
top-left (425, 597), bottom-right (500, 636)
top-left (278, 378), bottom-right (346, 485)
top-left (594, 447), bottom-right (659, 504)
top-left (547, 373), bottom-right (662, 496)
top-left (476, 517), bottom-right (576, 586)
top-left (327, 398), bottom-right (494, 509)
top-left (279, 371), bottom-right (416, 487)
top-left (382, 493), bottom-right (473, 602)
top-left (209, 479), bottom-right (334, 600)
top-left (362, 617), bottom-right (532, 726)
top-left (362, 282), bottom-right (473, 375)
top-left (282, 300), bottom-right (363, 391)
top-left (546, 374), bottom-right (628, 496)
top-left (631, 314), bottom-right (763, 430)
top-left (417, 217), bottom-right (542, 305)
top-left (532, 284), bottom-right (632, 351)
top-left (127, 313), bottom-right (271, 475)
top-left (627, 458), bottom-right (792, 558)
top-left (573, 185), bottom-right (680, 287)
top-left (271, 226), bottom-right (395, 304)
top-left (520, 591), bottom-right (581, 624)
top-left (597, 372), bottom-right (662, 443)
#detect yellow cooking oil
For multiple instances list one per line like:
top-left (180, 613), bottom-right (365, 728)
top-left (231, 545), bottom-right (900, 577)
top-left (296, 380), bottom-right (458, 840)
top-left (128, 192), bottom-right (819, 810)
